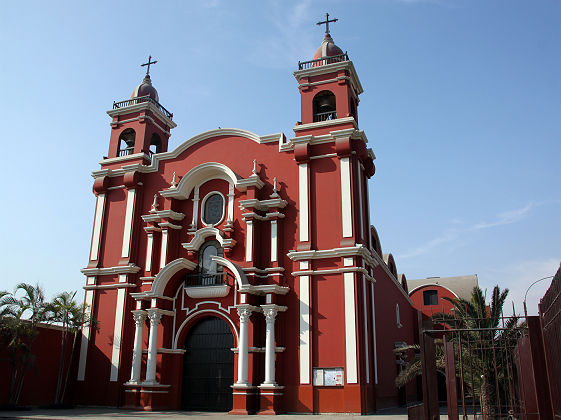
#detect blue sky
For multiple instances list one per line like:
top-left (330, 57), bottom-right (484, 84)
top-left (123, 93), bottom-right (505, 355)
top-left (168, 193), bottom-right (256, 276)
top-left (0, 0), bottom-right (559, 315)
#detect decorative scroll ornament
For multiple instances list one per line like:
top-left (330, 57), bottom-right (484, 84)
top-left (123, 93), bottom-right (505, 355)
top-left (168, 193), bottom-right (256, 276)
top-left (150, 193), bottom-right (158, 213)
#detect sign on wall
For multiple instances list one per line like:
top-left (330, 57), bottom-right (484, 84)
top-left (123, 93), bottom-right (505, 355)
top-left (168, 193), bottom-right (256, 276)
top-left (313, 367), bottom-right (344, 386)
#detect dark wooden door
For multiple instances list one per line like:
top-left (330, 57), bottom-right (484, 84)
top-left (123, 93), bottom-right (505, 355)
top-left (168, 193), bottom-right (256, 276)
top-left (181, 317), bottom-right (234, 411)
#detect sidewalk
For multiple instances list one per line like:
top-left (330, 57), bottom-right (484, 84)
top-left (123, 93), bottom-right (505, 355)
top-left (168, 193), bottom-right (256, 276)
top-left (0, 407), bottom-right (409, 420)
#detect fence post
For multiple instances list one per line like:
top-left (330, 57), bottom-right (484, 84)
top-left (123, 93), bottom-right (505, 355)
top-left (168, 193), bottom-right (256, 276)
top-left (419, 312), bottom-right (440, 420)
top-left (443, 335), bottom-right (458, 420)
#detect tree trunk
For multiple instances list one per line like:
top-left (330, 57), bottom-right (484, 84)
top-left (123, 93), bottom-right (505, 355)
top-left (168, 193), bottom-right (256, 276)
top-left (61, 330), bottom-right (78, 405)
top-left (480, 376), bottom-right (495, 420)
top-left (54, 328), bottom-right (67, 404)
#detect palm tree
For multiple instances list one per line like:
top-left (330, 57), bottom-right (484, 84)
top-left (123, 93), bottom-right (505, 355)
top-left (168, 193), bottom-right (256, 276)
top-left (50, 291), bottom-right (94, 406)
top-left (0, 283), bottom-right (49, 406)
top-left (395, 285), bottom-right (522, 419)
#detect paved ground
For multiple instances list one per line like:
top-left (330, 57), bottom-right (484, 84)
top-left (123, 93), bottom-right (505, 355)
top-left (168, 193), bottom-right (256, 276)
top-left (0, 407), bottom-right (409, 419)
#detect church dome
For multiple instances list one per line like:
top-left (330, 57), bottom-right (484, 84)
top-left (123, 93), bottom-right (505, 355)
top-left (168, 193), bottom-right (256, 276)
top-left (131, 75), bottom-right (159, 102)
top-left (313, 34), bottom-right (345, 61)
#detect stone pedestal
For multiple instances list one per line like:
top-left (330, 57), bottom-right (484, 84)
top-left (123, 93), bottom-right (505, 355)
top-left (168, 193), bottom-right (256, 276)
top-left (257, 384), bottom-right (284, 415)
top-left (230, 384), bottom-right (258, 415)
top-left (122, 383), bottom-right (171, 410)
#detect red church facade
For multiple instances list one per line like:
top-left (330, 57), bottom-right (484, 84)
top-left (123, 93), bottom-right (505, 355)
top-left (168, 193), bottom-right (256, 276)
top-left (76, 29), bottom-right (419, 414)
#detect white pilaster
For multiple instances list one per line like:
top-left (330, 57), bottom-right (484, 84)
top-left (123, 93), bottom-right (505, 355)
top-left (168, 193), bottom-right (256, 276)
top-left (128, 310), bottom-right (147, 384)
top-left (245, 220), bottom-right (253, 262)
top-left (236, 305), bottom-right (253, 385)
top-left (110, 278), bottom-right (127, 381)
top-left (190, 187), bottom-right (200, 229)
top-left (298, 163), bottom-right (309, 243)
top-left (145, 232), bottom-right (154, 272)
top-left (343, 257), bottom-right (358, 383)
top-left (77, 289), bottom-right (94, 381)
top-left (160, 229), bottom-right (169, 270)
top-left (340, 157), bottom-right (353, 238)
top-left (356, 160), bottom-right (364, 241)
top-left (362, 275), bottom-right (370, 383)
top-left (121, 188), bottom-right (136, 258)
top-left (144, 309), bottom-right (162, 384)
top-left (90, 193), bottom-right (106, 261)
top-left (270, 220), bottom-right (278, 262)
top-left (299, 261), bottom-right (310, 384)
top-left (227, 184), bottom-right (235, 223)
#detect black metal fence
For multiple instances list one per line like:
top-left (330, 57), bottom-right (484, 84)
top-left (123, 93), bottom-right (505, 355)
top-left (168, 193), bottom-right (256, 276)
top-left (298, 52), bottom-right (349, 70)
top-left (113, 95), bottom-right (173, 120)
top-left (185, 272), bottom-right (233, 287)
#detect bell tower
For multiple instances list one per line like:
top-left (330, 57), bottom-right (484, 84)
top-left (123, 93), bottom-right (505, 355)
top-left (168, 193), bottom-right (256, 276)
top-left (294, 14), bottom-right (363, 135)
top-left (104, 56), bottom-right (176, 167)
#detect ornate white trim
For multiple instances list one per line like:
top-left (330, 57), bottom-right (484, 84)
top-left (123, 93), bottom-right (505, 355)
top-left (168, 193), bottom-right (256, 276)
top-left (185, 285), bottom-right (231, 299)
top-left (106, 100), bottom-right (176, 129)
top-left (200, 191), bottom-right (226, 227)
top-left (293, 60), bottom-right (363, 95)
top-left (142, 210), bottom-right (185, 223)
top-left (81, 264), bottom-right (141, 276)
top-left (293, 117), bottom-right (357, 133)
top-left (182, 226), bottom-right (236, 252)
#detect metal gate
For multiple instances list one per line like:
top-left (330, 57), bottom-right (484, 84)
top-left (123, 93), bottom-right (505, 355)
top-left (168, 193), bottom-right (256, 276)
top-left (181, 317), bottom-right (235, 411)
top-left (420, 314), bottom-right (528, 419)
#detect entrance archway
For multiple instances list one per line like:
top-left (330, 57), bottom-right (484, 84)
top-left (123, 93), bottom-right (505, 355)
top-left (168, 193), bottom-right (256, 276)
top-left (181, 316), bottom-right (234, 411)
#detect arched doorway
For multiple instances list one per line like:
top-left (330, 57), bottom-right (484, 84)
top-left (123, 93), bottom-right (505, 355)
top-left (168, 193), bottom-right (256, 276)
top-left (181, 316), bottom-right (234, 411)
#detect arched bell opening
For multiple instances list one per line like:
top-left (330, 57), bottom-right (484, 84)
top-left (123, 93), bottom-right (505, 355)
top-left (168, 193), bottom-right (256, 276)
top-left (181, 316), bottom-right (235, 411)
top-left (117, 128), bottom-right (136, 157)
top-left (313, 90), bottom-right (337, 122)
top-left (148, 133), bottom-right (161, 157)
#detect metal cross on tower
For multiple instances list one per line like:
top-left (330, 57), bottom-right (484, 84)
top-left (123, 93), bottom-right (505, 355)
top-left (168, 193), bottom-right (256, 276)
top-left (316, 13), bottom-right (338, 35)
top-left (141, 55), bottom-right (158, 76)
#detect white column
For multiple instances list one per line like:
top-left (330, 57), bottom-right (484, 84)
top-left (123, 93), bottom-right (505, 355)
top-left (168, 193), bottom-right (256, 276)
top-left (144, 309), bottom-right (162, 384)
top-left (236, 305), bottom-right (252, 385)
top-left (159, 229), bottom-right (169, 270)
top-left (262, 306), bottom-right (278, 385)
top-left (129, 310), bottom-right (147, 384)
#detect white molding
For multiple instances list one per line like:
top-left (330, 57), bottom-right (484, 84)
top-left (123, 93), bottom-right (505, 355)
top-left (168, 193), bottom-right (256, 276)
top-left (293, 117), bottom-right (357, 133)
top-left (287, 245), bottom-right (378, 268)
top-left (99, 152), bottom-right (149, 166)
top-left (362, 276), bottom-right (370, 384)
top-left (357, 159), bottom-right (364, 241)
top-left (83, 283), bottom-right (136, 290)
top-left (340, 157), bottom-right (353, 238)
top-left (182, 226), bottom-right (236, 252)
top-left (141, 258), bottom-right (197, 298)
top-left (270, 220), bottom-right (278, 263)
top-left (121, 189), bottom-right (136, 258)
top-left (145, 233), bottom-right (154, 272)
top-left (185, 285), bottom-right (231, 299)
top-left (110, 287), bottom-right (126, 381)
top-left (246, 284), bottom-right (289, 295)
top-left (236, 176), bottom-right (265, 191)
top-left (309, 153), bottom-right (337, 160)
top-left (298, 163), bottom-right (309, 243)
top-left (173, 308), bottom-right (239, 350)
top-left (408, 283), bottom-right (460, 298)
top-left (238, 198), bottom-right (287, 211)
top-left (159, 222), bottom-right (182, 230)
top-left (90, 193), bottom-right (105, 261)
top-left (142, 210), bottom-right (185, 223)
top-left (291, 266), bottom-right (374, 282)
top-left (81, 264), bottom-right (141, 276)
top-left (212, 256), bottom-right (250, 291)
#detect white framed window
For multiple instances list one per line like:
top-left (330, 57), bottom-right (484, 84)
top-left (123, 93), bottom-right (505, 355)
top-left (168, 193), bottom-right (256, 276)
top-left (200, 191), bottom-right (225, 226)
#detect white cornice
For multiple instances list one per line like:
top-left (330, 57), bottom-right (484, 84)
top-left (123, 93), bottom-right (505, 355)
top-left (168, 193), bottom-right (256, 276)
top-left (293, 117), bottom-right (357, 133)
top-left (142, 210), bottom-right (185, 223)
top-left (282, 127), bottom-right (368, 153)
top-left (287, 245), bottom-right (377, 266)
top-left (106, 101), bottom-right (177, 129)
top-left (99, 152), bottom-right (150, 166)
top-left (83, 283), bottom-right (137, 290)
top-left (236, 176), bottom-right (265, 191)
top-left (293, 60), bottom-right (363, 95)
top-left (249, 285), bottom-right (290, 295)
top-left (238, 198), bottom-right (287, 212)
top-left (81, 264), bottom-right (141, 276)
